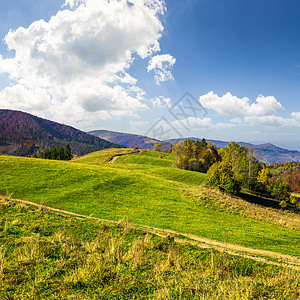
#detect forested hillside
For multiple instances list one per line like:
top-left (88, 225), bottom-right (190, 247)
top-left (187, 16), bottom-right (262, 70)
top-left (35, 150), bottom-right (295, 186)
top-left (0, 109), bottom-right (121, 156)
top-left (88, 129), bottom-right (172, 149)
top-left (269, 161), bottom-right (300, 192)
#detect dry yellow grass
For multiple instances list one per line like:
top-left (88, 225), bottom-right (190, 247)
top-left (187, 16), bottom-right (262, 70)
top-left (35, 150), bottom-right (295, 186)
top-left (184, 185), bottom-right (300, 230)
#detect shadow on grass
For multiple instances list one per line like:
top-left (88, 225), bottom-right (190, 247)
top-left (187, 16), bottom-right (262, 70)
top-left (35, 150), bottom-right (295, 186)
top-left (238, 191), bottom-right (299, 213)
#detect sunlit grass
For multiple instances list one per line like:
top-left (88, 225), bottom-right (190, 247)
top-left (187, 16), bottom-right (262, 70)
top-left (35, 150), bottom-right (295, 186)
top-left (0, 151), bottom-right (300, 257)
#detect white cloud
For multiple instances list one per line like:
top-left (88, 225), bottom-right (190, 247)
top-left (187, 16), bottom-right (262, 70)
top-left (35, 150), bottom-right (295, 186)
top-left (199, 91), bottom-right (283, 117)
top-left (215, 122), bottom-right (237, 129)
top-left (291, 112), bottom-right (300, 121)
top-left (147, 54), bottom-right (176, 85)
top-left (0, 0), bottom-right (169, 126)
top-left (230, 117), bottom-right (243, 124)
top-left (129, 120), bottom-right (149, 127)
top-left (0, 84), bottom-right (51, 113)
top-left (171, 116), bottom-right (235, 130)
top-left (185, 117), bottom-right (214, 128)
top-left (242, 113), bottom-right (300, 128)
top-left (244, 116), bottom-right (290, 127)
top-left (196, 91), bottom-right (300, 128)
top-left (150, 96), bottom-right (171, 108)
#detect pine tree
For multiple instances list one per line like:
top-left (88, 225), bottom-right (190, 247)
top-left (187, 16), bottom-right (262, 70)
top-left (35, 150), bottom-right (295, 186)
top-left (64, 144), bottom-right (73, 160)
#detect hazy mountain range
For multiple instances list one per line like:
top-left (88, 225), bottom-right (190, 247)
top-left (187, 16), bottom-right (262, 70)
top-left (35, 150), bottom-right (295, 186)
top-left (89, 130), bottom-right (300, 164)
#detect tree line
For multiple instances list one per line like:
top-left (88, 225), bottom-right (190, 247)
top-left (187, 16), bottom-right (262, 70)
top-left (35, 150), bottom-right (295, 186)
top-left (33, 144), bottom-right (73, 161)
top-left (168, 139), bottom-right (298, 209)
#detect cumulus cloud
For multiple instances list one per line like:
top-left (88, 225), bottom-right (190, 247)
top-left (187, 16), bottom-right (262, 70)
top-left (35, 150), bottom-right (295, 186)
top-left (244, 113), bottom-right (300, 127)
top-left (150, 96), bottom-right (171, 108)
top-left (147, 54), bottom-right (176, 85)
top-left (0, 0), bottom-right (170, 126)
top-left (0, 84), bottom-right (51, 113)
top-left (196, 91), bottom-right (300, 128)
top-left (199, 91), bottom-right (283, 117)
top-left (244, 116), bottom-right (290, 127)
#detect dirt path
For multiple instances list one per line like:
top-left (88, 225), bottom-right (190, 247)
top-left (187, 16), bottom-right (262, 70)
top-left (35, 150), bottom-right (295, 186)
top-left (3, 196), bottom-right (300, 271)
top-left (107, 150), bottom-right (141, 163)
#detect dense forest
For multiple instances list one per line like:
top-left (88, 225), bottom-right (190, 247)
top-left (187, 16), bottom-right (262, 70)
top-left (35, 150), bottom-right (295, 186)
top-left (33, 144), bottom-right (73, 160)
top-left (268, 161), bottom-right (300, 192)
top-left (0, 109), bottom-right (121, 156)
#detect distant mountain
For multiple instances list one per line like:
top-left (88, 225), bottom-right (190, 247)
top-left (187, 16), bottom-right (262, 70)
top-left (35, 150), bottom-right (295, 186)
top-left (89, 130), bottom-right (300, 164)
top-left (88, 130), bottom-right (171, 149)
top-left (250, 143), bottom-right (294, 153)
top-left (0, 109), bottom-right (121, 156)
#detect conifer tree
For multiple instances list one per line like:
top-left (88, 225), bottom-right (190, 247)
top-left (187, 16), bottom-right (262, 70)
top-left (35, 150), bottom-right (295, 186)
top-left (64, 144), bottom-right (73, 160)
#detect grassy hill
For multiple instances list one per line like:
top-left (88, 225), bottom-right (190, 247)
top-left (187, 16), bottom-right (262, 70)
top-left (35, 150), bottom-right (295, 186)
top-left (0, 149), bottom-right (300, 259)
top-left (1, 198), bottom-right (299, 299)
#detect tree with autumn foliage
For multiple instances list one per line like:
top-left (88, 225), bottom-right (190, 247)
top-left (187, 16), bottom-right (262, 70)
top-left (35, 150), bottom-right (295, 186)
top-left (257, 166), bottom-right (273, 194)
top-left (213, 142), bottom-right (262, 192)
top-left (172, 138), bottom-right (220, 173)
top-left (268, 161), bottom-right (300, 192)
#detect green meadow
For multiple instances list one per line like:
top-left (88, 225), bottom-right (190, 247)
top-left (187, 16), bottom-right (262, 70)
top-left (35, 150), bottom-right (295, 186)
top-left (0, 149), bottom-right (300, 257)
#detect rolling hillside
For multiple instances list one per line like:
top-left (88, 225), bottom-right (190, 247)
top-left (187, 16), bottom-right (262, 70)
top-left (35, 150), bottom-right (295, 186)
top-left (1, 148), bottom-right (300, 297)
top-left (0, 109), bottom-right (121, 156)
top-left (0, 149), bottom-right (299, 258)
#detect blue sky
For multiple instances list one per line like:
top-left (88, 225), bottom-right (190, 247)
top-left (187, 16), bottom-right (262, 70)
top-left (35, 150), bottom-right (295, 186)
top-left (0, 0), bottom-right (299, 149)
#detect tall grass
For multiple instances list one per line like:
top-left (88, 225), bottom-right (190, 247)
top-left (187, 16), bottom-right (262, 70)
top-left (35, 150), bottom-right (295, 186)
top-left (0, 199), bottom-right (299, 299)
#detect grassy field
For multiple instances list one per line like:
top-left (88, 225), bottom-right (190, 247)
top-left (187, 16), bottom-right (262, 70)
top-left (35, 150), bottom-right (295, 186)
top-left (0, 150), bottom-right (300, 258)
top-left (1, 198), bottom-right (299, 299)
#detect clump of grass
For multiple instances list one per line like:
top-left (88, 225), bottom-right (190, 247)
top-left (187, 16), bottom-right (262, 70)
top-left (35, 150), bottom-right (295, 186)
top-left (15, 235), bottom-right (43, 263)
top-left (124, 233), bottom-right (153, 268)
top-left (0, 246), bottom-right (5, 280)
top-left (117, 217), bottom-right (133, 235)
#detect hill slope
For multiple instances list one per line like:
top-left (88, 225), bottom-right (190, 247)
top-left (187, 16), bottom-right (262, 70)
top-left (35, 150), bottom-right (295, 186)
top-left (0, 109), bottom-right (121, 156)
top-left (0, 150), bottom-right (299, 258)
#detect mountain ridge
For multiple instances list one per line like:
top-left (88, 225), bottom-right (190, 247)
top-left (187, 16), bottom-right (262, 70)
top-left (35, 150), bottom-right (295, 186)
top-left (0, 109), bottom-right (121, 156)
